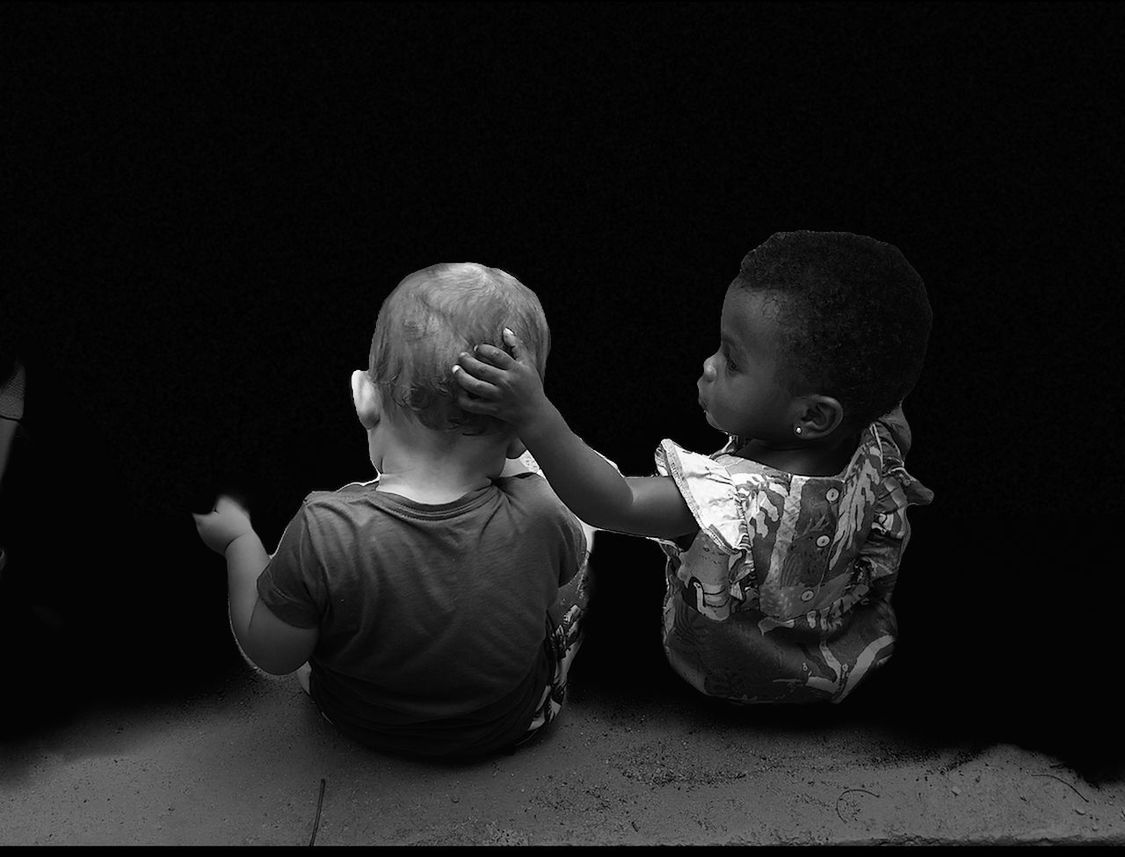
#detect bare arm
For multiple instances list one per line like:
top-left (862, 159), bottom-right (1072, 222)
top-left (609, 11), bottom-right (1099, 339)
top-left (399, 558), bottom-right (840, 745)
top-left (194, 496), bottom-right (318, 675)
top-left (453, 329), bottom-right (697, 540)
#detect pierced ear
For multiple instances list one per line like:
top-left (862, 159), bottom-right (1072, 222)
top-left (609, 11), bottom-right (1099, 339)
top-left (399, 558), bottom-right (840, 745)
top-left (351, 369), bottom-right (381, 430)
top-left (796, 395), bottom-right (845, 438)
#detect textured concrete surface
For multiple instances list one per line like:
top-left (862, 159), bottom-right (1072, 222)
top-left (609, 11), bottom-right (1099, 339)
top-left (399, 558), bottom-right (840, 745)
top-left (2, 526), bottom-right (1122, 847)
top-left (3, 649), bottom-right (1124, 847)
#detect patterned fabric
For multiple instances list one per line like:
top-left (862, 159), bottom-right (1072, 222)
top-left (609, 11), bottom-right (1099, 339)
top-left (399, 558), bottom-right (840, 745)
top-left (653, 405), bottom-right (932, 704)
top-left (513, 576), bottom-right (589, 749)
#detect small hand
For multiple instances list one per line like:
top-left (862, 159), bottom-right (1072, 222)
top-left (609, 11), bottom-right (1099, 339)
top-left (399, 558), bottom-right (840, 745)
top-left (452, 327), bottom-right (550, 429)
top-left (193, 494), bottom-right (254, 555)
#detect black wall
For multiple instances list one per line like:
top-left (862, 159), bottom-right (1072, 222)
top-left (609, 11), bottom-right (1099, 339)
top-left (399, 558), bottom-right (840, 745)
top-left (3, 2), bottom-right (1122, 775)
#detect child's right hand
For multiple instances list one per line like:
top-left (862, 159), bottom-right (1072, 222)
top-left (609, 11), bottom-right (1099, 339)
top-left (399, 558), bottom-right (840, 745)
top-left (452, 328), bottom-right (552, 431)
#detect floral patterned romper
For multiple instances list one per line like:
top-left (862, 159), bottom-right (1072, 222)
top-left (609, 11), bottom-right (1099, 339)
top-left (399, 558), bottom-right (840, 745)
top-left (652, 406), bottom-right (933, 704)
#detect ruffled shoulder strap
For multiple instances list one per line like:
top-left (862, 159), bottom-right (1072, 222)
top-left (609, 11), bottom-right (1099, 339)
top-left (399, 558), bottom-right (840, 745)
top-left (871, 405), bottom-right (934, 514)
top-left (654, 439), bottom-right (748, 553)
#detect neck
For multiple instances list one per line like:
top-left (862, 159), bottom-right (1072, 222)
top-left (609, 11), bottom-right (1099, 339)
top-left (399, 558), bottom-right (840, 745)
top-left (737, 432), bottom-right (859, 477)
top-left (370, 420), bottom-right (508, 504)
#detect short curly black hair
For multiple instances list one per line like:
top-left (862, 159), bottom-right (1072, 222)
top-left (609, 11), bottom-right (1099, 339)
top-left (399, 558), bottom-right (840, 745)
top-left (732, 231), bottom-right (931, 429)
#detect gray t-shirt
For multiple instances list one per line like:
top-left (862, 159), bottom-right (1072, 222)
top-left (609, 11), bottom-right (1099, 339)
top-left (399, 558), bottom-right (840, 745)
top-left (257, 472), bottom-right (586, 757)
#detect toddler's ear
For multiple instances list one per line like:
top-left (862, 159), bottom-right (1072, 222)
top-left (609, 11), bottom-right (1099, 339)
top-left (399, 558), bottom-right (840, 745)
top-left (351, 369), bottom-right (380, 430)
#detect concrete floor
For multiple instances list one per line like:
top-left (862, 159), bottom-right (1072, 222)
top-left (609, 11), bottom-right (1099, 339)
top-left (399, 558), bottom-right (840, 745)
top-left (3, 644), bottom-right (1124, 846)
top-left (2, 527), bottom-right (1123, 846)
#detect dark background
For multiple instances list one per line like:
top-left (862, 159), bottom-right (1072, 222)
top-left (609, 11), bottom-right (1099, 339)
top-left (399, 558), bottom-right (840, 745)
top-left (2, 2), bottom-right (1122, 778)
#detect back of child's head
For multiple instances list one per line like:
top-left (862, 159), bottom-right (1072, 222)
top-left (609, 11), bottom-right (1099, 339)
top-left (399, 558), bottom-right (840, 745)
top-left (369, 262), bottom-right (550, 435)
top-left (733, 230), bottom-right (932, 429)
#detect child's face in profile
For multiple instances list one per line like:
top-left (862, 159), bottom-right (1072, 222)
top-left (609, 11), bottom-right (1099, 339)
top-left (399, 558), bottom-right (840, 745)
top-left (697, 287), bottom-right (797, 443)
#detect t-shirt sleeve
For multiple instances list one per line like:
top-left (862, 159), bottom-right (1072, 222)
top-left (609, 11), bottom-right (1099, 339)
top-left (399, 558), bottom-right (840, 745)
top-left (255, 501), bottom-right (326, 629)
top-left (516, 447), bottom-right (611, 583)
top-left (653, 439), bottom-right (746, 554)
top-left (507, 469), bottom-right (590, 588)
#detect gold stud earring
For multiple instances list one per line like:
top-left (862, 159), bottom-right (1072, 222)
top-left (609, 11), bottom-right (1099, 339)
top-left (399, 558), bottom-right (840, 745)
top-left (794, 425), bottom-right (803, 436)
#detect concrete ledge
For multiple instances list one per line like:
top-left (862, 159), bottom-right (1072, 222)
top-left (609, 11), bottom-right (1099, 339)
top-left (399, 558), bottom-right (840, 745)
top-left (3, 662), bottom-right (1123, 846)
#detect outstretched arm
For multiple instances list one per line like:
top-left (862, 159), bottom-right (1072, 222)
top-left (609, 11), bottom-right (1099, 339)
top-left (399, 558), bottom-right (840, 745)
top-left (452, 329), bottom-right (697, 540)
top-left (193, 495), bottom-right (317, 674)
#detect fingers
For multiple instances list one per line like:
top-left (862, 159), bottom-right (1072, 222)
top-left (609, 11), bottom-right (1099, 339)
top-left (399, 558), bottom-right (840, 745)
top-left (452, 385), bottom-right (499, 416)
top-left (454, 350), bottom-right (510, 386)
top-left (450, 355), bottom-right (505, 416)
top-left (471, 342), bottom-right (516, 369)
top-left (454, 390), bottom-right (497, 415)
top-left (450, 364), bottom-right (499, 410)
top-left (501, 327), bottom-right (526, 360)
top-left (463, 327), bottom-right (535, 373)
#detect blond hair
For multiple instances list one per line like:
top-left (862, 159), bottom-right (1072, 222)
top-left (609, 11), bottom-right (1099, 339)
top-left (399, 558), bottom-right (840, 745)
top-left (368, 262), bottom-right (549, 435)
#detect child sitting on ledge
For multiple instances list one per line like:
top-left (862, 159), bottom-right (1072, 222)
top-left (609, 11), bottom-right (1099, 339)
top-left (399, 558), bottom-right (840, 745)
top-left (195, 262), bottom-right (593, 757)
top-left (453, 231), bottom-right (933, 705)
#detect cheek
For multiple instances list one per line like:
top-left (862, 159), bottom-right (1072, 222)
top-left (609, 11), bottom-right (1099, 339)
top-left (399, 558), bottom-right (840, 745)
top-left (708, 383), bottom-right (738, 416)
top-left (716, 379), bottom-right (757, 419)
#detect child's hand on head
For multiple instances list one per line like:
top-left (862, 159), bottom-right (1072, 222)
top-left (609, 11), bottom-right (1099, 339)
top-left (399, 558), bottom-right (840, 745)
top-left (193, 494), bottom-right (254, 555)
top-left (452, 328), bottom-right (549, 430)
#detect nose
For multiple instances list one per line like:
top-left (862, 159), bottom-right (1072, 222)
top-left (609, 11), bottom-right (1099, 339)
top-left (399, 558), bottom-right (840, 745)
top-left (700, 353), bottom-right (718, 383)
